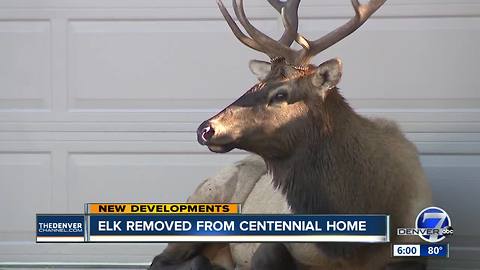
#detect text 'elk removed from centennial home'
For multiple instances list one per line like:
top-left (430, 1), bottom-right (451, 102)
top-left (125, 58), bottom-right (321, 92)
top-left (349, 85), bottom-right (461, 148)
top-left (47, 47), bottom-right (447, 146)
top-left (97, 220), bottom-right (367, 232)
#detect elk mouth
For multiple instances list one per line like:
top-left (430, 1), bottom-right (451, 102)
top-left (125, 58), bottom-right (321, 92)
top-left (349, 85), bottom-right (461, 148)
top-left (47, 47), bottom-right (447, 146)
top-left (206, 143), bottom-right (235, 153)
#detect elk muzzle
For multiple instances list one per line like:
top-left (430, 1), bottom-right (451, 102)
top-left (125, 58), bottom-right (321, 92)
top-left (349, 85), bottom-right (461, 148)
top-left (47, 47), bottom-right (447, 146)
top-left (196, 120), bottom-right (235, 153)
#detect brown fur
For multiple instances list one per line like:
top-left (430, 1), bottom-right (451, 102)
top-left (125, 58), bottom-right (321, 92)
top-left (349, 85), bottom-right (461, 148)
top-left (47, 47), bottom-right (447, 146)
top-left (194, 60), bottom-right (432, 269)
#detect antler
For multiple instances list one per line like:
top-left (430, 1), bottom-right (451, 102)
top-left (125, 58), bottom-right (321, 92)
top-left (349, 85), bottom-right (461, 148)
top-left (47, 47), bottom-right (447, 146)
top-left (217, 0), bottom-right (386, 65)
top-left (296, 0), bottom-right (387, 65)
top-left (266, 0), bottom-right (300, 46)
top-left (216, 0), bottom-right (299, 63)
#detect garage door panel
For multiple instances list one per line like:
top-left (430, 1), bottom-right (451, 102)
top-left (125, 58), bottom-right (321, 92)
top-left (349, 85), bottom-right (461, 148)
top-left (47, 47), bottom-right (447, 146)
top-left (0, 20), bottom-right (51, 111)
top-left (67, 19), bottom-right (270, 111)
top-left (313, 17), bottom-right (480, 102)
top-left (421, 155), bottom-right (480, 238)
top-left (0, 152), bottom-right (52, 241)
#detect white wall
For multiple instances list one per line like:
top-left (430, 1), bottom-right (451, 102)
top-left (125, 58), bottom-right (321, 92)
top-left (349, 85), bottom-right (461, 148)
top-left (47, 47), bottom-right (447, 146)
top-left (0, 0), bottom-right (479, 269)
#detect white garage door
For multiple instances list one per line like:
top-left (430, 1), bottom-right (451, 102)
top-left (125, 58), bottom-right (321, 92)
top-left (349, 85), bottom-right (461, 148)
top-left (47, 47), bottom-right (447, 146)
top-left (0, 0), bottom-right (479, 269)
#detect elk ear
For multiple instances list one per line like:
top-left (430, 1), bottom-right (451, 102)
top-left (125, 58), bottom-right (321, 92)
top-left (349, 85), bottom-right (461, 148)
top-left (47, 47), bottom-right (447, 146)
top-left (311, 58), bottom-right (343, 89)
top-left (249, 60), bottom-right (271, 81)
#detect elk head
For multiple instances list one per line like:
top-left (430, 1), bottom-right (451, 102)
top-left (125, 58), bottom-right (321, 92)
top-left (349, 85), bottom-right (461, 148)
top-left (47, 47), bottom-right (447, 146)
top-left (197, 0), bottom-right (386, 159)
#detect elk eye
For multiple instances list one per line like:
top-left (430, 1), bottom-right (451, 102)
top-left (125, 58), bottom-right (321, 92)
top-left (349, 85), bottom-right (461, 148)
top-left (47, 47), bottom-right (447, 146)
top-left (269, 91), bottom-right (289, 105)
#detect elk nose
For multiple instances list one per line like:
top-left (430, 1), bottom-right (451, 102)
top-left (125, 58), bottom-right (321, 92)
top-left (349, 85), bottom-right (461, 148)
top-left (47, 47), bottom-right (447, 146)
top-left (197, 121), bottom-right (215, 145)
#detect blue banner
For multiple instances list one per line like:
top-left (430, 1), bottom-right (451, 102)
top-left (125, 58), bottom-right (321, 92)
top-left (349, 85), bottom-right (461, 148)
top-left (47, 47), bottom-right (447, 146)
top-left (86, 214), bottom-right (389, 242)
top-left (36, 215), bottom-right (85, 242)
top-left (36, 214), bottom-right (389, 242)
top-left (420, 244), bottom-right (449, 257)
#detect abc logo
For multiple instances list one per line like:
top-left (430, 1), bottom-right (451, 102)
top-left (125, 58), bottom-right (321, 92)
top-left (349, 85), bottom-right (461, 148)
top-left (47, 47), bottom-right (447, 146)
top-left (416, 207), bottom-right (452, 243)
top-left (442, 226), bottom-right (454, 236)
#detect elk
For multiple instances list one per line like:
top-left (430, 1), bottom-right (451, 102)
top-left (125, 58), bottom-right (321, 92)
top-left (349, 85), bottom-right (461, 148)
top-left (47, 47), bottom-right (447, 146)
top-left (150, 0), bottom-right (432, 269)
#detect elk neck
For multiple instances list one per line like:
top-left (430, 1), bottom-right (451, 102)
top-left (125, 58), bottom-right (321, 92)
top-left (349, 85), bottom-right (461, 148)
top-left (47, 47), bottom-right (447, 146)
top-left (265, 89), bottom-right (376, 215)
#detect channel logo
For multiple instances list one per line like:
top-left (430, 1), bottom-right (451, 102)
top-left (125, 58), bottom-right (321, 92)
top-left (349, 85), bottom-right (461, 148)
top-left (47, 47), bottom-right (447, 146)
top-left (416, 207), bottom-right (452, 242)
top-left (397, 207), bottom-right (453, 243)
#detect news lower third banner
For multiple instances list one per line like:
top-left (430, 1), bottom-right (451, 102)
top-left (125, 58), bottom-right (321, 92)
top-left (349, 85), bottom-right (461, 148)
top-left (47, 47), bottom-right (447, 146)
top-left (36, 204), bottom-right (389, 243)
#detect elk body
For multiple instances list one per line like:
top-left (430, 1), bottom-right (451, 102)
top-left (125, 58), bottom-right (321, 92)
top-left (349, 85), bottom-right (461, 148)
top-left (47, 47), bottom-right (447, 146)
top-left (150, 0), bottom-right (432, 269)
